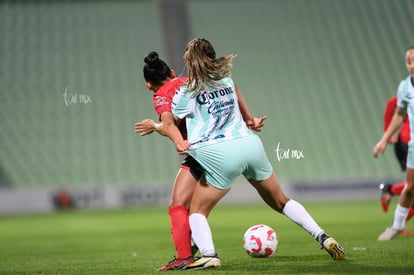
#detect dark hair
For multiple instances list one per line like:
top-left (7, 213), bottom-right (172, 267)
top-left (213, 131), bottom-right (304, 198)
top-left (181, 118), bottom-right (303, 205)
top-left (143, 51), bottom-right (172, 89)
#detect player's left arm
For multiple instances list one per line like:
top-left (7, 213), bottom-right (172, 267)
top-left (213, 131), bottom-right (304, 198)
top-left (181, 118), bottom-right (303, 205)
top-left (235, 84), bottom-right (267, 132)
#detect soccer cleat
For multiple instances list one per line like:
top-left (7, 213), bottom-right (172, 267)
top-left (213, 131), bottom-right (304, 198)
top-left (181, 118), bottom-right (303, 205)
top-left (379, 183), bottom-right (392, 212)
top-left (318, 233), bottom-right (346, 260)
top-left (185, 254), bottom-right (221, 270)
top-left (157, 256), bottom-right (194, 271)
top-left (378, 227), bottom-right (402, 241)
top-left (400, 228), bottom-right (414, 236)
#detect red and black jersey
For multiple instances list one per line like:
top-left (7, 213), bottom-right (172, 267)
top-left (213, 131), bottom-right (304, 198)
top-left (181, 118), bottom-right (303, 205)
top-left (153, 77), bottom-right (188, 138)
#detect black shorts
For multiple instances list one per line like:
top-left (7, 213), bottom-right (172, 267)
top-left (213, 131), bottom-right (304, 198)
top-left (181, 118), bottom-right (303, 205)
top-left (394, 139), bottom-right (408, 171)
top-left (181, 155), bottom-right (203, 181)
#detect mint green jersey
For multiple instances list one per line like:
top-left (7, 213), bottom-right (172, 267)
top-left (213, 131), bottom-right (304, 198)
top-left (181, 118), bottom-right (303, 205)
top-left (397, 76), bottom-right (414, 168)
top-left (172, 77), bottom-right (252, 149)
top-left (397, 76), bottom-right (414, 144)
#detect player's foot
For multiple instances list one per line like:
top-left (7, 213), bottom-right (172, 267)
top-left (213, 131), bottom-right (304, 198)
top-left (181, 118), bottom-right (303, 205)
top-left (379, 183), bottom-right (392, 212)
top-left (157, 256), bottom-right (194, 271)
top-left (318, 233), bottom-right (346, 260)
top-left (185, 254), bottom-right (221, 270)
top-left (400, 228), bottom-right (414, 236)
top-left (378, 227), bottom-right (402, 241)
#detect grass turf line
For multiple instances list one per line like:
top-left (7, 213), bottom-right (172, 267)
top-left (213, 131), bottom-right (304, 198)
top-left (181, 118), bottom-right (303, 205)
top-left (0, 200), bottom-right (413, 274)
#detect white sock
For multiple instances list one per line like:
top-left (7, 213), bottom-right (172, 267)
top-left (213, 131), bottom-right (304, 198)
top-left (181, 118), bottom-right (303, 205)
top-left (282, 199), bottom-right (324, 239)
top-left (392, 204), bottom-right (409, 230)
top-left (189, 213), bottom-right (216, 256)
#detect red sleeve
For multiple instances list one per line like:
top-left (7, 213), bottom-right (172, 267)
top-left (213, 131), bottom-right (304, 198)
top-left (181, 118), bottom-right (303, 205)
top-left (152, 77), bottom-right (187, 121)
top-left (384, 97), bottom-right (397, 132)
top-left (153, 93), bottom-right (172, 121)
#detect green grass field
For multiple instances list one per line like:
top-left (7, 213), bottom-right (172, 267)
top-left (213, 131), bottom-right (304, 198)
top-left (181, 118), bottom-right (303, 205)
top-left (0, 199), bottom-right (413, 274)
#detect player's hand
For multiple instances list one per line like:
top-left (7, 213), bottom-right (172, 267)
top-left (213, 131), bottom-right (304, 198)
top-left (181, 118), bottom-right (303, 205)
top-left (176, 140), bottom-right (190, 155)
top-left (373, 140), bottom-right (387, 158)
top-left (246, 116), bottom-right (267, 132)
top-left (134, 119), bottom-right (155, 136)
top-left (388, 135), bottom-right (398, 144)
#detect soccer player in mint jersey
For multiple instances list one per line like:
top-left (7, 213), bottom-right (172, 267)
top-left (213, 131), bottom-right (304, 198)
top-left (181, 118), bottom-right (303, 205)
top-left (135, 51), bottom-right (266, 271)
top-left (168, 38), bottom-right (345, 269)
top-left (379, 96), bottom-right (414, 236)
top-left (374, 46), bottom-right (414, 240)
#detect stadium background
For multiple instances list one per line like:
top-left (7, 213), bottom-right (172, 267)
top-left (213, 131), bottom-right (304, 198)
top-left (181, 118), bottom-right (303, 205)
top-left (1, 0), bottom-right (414, 213)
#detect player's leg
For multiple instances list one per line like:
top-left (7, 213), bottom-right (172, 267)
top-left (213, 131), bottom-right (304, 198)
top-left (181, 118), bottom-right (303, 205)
top-left (168, 167), bottom-right (197, 256)
top-left (406, 206), bottom-right (414, 222)
top-left (379, 182), bottom-right (393, 213)
top-left (188, 178), bottom-right (229, 255)
top-left (186, 179), bottom-right (227, 269)
top-left (378, 168), bottom-right (414, 240)
top-left (380, 141), bottom-right (408, 212)
top-left (247, 172), bottom-right (288, 212)
top-left (158, 159), bottom-right (201, 271)
top-left (395, 168), bottom-right (414, 222)
top-left (399, 206), bottom-right (414, 236)
top-left (391, 182), bottom-right (407, 195)
top-left (248, 173), bottom-right (345, 260)
top-left (380, 182), bottom-right (406, 212)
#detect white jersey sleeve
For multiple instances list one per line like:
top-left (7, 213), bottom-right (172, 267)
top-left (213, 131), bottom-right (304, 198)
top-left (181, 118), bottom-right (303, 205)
top-left (396, 76), bottom-right (414, 145)
top-left (397, 76), bottom-right (411, 109)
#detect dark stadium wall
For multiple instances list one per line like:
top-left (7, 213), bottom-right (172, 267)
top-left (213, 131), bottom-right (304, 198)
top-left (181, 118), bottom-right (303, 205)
top-left (0, 0), bottom-right (413, 202)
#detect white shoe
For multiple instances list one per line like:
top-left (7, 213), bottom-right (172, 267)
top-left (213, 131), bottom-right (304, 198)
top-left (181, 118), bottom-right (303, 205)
top-left (321, 236), bottom-right (346, 260)
top-left (378, 227), bottom-right (402, 241)
top-left (185, 254), bottom-right (221, 270)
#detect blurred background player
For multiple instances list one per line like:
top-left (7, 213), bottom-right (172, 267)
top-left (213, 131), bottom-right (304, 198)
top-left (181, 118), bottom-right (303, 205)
top-left (373, 46), bottom-right (414, 240)
top-left (379, 96), bottom-right (414, 236)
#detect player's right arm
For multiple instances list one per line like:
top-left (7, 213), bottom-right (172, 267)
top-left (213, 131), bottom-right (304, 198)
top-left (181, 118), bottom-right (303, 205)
top-left (135, 112), bottom-right (189, 154)
top-left (134, 119), bottom-right (156, 136)
top-left (373, 106), bottom-right (406, 158)
top-left (384, 97), bottom-right (400, 144)
top-left (235, 84), bottom-right (267, 132)
top-left (134, 114), bottom-right (174, 137)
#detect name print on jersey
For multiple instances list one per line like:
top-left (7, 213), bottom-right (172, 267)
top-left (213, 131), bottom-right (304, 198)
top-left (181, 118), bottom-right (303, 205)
top-left (196, 86), bottom-right (235, 116)
top-left (196, 86), bottom-right (236, 141)
top-left (196, 86), bottom-right (234, 105)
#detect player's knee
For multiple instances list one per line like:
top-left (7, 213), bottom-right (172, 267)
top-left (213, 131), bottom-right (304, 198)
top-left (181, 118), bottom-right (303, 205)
top-left (405, 188), bottom-right (414, 199)
top-left (168, 199), bottom-right (191, 210)
top-left (272, 196), bottom-right (289, 213)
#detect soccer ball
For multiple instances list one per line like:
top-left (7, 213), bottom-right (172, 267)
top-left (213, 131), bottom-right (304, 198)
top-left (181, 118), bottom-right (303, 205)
top-left (243, 224), bottom-right (278, 257)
